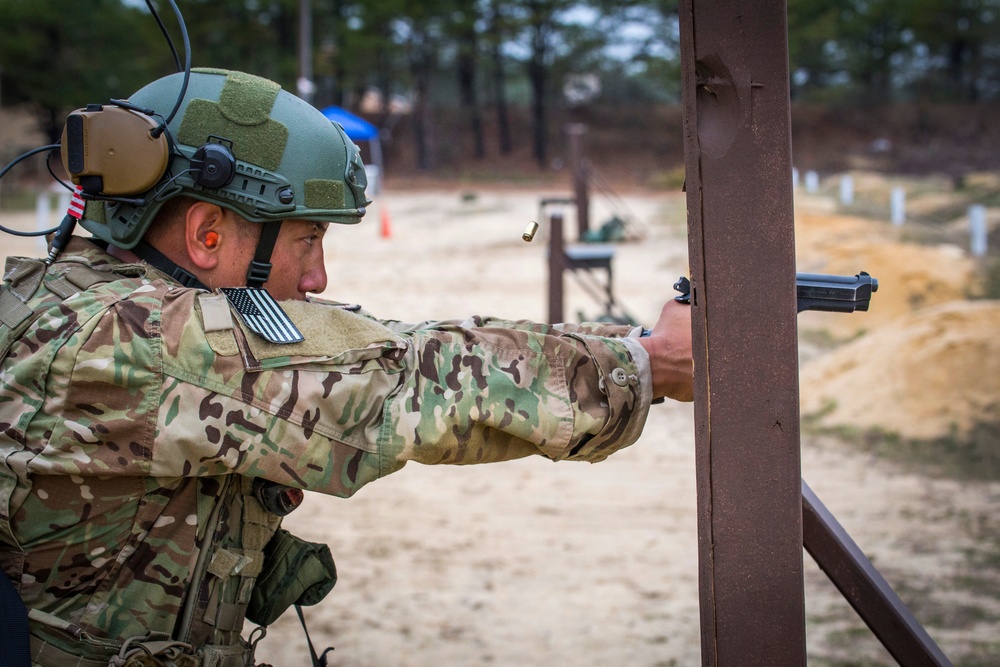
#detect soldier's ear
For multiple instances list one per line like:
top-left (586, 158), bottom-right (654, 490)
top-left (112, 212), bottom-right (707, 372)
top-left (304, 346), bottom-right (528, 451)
top-left (184, 202), bottom-right (227, 271)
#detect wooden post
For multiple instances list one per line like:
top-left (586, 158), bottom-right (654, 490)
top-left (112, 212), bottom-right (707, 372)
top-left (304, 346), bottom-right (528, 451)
top-left (547, 212), bottom-right (565, 324)
top-left (678, 2), bottom-right (807, 664)
top-left (566, 124), bottom-right (590, 238)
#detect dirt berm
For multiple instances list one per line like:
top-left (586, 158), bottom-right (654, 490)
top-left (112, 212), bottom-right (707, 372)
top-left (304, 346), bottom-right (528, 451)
top-left (796, 207), bottom-right (999, 441)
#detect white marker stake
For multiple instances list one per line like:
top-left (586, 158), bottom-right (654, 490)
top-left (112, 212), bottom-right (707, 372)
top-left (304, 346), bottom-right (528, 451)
top-left (35, 192), bottom-right (51, 251)
top-left (969, 204), bottom-right (987, 257)
top-left (890, 187), bottom-right (906, 226)
top-left (840, 175), bottom-right (854, 206)
top-left (805, 171), bottom-right (819, 194)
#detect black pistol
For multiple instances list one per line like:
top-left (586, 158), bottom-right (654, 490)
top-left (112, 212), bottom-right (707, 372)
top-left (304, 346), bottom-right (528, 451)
top-left (672, 272), bottom-right (879, 314)
top-left (795, 272), bottom-right (878, 313)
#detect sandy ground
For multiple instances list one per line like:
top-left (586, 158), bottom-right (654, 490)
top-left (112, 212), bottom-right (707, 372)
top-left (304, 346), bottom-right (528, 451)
top-left (2, 187), bottom-right (998, 665)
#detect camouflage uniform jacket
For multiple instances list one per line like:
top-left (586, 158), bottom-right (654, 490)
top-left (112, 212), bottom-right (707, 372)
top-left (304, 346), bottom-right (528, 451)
top-left (0, 237), bottom-right (651, 656)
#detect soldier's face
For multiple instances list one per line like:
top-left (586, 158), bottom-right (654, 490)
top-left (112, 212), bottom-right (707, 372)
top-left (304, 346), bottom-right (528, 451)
top-left (261, 220), bottom-right (330, 301)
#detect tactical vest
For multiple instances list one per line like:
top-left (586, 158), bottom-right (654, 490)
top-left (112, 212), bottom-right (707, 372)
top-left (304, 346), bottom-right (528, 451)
top-left (27, 475), bottom-right (280, 667)
top-left (0, 252), bottom-right (334, 667)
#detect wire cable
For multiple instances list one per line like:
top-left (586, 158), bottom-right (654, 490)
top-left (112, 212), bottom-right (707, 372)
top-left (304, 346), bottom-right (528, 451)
top-left (0, 144), bottom-right (60, 183)
top-left (0, 147), bottom-right (74, 238)
top-left (145, 0), bottom-right (182, 72)
top-left (151, 0), bottom-right (191, 135)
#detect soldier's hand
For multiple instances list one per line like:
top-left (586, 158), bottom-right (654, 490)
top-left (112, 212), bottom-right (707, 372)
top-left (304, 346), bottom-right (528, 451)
top-left (638, 300), bottom-right (694, 402)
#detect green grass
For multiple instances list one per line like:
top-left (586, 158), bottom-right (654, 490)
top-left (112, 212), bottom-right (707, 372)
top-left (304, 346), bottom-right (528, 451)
top-left (646, 165), bottom-right (687, 191)
top-left (975, 257), bottom-right (1000, 299)
top-left (804, 407), bottom-right (1000, 482)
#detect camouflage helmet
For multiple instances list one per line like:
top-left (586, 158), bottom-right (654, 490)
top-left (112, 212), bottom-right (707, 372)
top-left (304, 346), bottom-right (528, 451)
top-left (80, 68), bottom-right (370, 249)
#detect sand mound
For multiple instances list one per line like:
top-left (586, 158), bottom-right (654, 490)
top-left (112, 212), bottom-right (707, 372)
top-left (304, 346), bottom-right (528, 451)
top-left (795, 211), bottom-right (978, 338)
top-left (795, 209), bottom-right (997, 441)
top-left (800, 300), bottom-right (1000, 440)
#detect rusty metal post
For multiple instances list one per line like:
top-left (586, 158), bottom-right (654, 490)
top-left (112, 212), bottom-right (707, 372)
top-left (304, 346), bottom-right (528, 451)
top-left (679, 2), bottom-right (807, 665)
top-left (802, 482), bottom-right (953, 666)
top-left (548, 212), bottom-right (565, 324)
top-left (566, 124), bottom-right (590, 238)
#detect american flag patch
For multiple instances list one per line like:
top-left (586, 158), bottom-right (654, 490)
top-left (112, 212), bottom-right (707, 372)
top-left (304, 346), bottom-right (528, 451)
top-left (67, 185), bottom-right (86, 220)
top-left (220, 287), bottom-right (305, 344)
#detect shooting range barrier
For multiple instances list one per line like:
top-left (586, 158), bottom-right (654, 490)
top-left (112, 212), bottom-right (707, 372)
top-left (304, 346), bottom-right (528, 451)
top-left (678, 2), bottom-right (952, 665)
top-left (539, 123), bottom-right (648, 325)
top-left (540, 198), bottom-right (624, 325)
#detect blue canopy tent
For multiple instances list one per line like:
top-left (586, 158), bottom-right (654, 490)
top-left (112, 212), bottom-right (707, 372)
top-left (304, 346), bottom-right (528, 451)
top-left (321, 105), bottom-right (383, 193)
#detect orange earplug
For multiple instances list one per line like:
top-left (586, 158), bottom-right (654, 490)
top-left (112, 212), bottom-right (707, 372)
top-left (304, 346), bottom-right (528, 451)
top-left (205, 231), bottom-right (220, 248)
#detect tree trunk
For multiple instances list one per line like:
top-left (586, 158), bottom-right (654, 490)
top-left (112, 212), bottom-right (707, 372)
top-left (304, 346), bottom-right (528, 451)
top-left (44, 106), bottom-right (62, 146)
top-left (488, 1), bottom-right (512, 155)
top-left (376, 21), bottom-right (393, 120)
top-left (457, 19), bottom-right (485, 159)
top-left (409, 32), bottom-right (433, 171)
top-left (527, 10), bottom-right (549, 167)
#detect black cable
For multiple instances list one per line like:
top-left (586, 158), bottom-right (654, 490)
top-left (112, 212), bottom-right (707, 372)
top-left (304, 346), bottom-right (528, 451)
top-left (0, 144), bottom-right (60, 182)
top-left (45, 213), bottom-right (79, 265)
top-left (145, 0), bottom-right (182, 72)
top-left (153, 0), bottom-right (192, 135)
top-left (45, 150), bottom-right (75, 192)
top-left (0, 4), bottom-right (193, 244)
top-left (0, 218), bottom-right (60, 238)
top-left (0, 145), bottom-right (64, 237)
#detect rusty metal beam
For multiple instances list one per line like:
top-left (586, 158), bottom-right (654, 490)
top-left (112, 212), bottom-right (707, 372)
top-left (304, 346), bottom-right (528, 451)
top-left (802, 482), bottom-right (953, 667)
top-left (566, 124), bottom-right (591, 238)
top-left (547, 211), bottom-right (566, 324)
top-left (679, 2), bottom-right (807, 664)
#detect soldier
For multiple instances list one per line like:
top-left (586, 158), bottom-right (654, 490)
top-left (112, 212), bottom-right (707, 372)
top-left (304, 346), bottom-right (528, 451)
top-left (0, 68), bottom-right (692, 666)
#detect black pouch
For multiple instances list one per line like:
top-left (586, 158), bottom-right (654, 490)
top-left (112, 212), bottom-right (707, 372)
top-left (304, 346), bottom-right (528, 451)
top-left (246, 529), bottom-right (337, 627)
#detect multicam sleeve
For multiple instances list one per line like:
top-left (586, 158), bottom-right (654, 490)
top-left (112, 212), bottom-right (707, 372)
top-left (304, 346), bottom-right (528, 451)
top-left (154, 291), bottom-right (652, 495)
top-left (376, 314), bottom-right (642, 340)
top-left (378, 321), bottom-right (652, 473)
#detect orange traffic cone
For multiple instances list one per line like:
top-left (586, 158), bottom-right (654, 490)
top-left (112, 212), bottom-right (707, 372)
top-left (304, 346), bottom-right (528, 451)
top-left (380, 205), bottom-right (393, 239)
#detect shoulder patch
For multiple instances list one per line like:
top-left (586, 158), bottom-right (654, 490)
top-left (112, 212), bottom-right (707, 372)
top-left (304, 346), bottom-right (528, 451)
top-left (198, 292), bottom-right (235, 332)
top-left (240, 299), bottom-right (402, 363)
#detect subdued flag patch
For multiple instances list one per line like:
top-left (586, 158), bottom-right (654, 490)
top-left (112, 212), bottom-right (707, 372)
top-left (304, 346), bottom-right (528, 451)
top-left (220, 287), bottom-right (304, 344)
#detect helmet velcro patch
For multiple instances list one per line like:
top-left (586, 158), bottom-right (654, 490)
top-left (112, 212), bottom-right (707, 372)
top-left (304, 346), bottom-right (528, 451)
top-left (178, 100), bottom-right (288, 171)
top-left (83, 200), bottom-right (107, 224)
top-left (217, 71), bottom-right (282, 126)
top-left (304, 180), bottom-right (346, 209)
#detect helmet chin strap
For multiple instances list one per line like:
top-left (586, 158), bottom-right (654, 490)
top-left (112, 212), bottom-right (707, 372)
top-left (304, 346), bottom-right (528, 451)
top-left (245, 221), bottom-right (283, 289)
top-left (133, 240), bottom-right (208, 290)
top-left (132, 220), bottom-right (283, 291)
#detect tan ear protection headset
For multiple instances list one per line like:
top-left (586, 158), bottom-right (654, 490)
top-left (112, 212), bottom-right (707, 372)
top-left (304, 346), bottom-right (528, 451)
top-left (60, 101), bottom-right (237, 201)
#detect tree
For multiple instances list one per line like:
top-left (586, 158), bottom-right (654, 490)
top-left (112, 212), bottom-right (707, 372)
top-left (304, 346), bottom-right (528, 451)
top-left (839, 0), bottom-right (915, 103)
top-left (786, 0), bottom-right (843, 99)
top-left (485, 0), bottom-right (514, 155)
top-left (449, 0), bottom-right (486, 159)
top-left (180, 0), bottom-right (299, 89)
top-left (327, 0), bottom-right (408, 116)
top-left (907, 0), bottom-right (1000, 101)
top-left (787, 0), bottom-right (1000, 104)
top-left (0, 0), bottom-right (164, 142)
top-left (397, 1), bottom-right (449, 170)
top-left (508, 0), bottom-right (576, 167)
